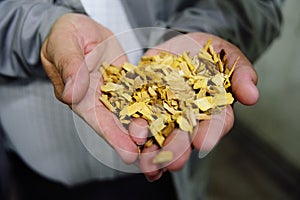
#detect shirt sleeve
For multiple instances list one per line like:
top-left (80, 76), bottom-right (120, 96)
top-left (164, 0), bottom-right (284, 62)
top-left (0, 0), bottom-right (85, 78)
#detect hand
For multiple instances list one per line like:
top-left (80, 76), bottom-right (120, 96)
top-left (134, 32), bottom-right (259, 181)
top-left (40, 13), bottom-right (138, 164)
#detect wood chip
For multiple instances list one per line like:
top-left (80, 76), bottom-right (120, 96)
top-left (153, 150), bottom-right (173, 164)
top-left (99, 40), bottom-right (236, 151)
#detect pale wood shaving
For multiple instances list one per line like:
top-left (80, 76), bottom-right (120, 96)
top-left (153, 150), bottom-right (174, 164)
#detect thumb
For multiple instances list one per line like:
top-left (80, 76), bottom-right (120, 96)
top-left (61, 58), bottom-right (90, 104)
top-left (41, 35), bottom-right (89, 105)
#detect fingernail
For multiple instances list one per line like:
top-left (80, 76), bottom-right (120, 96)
top-left (62, 77), bottom-right (72, 98)
top-left (146, 172), bottom-right (163, 182)
top-left (198, 150), bottom-right (210, 159)
top-left (129, 119), bottom-right (148, 145)
top-left (64, 77), bottom-right (72, 89)
top-left (198, 134), bottom-right (219, 159)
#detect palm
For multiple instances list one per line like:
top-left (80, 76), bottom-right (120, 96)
top-left (72, 46), bottom-right (138, 159)
top-left (41, 14), bottom-right (139, 164)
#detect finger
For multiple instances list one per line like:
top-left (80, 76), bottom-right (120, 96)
top-left (84, 33), bottom-right (128, 73)
top-left (70, 68), bottom-right (138, 164)
top-left (128, 118), bottom-right (149, 145)
top-left (40, 43), bottom-right (65, 102)
top-left (139, 144), bottom-right (163, 181)
top-left (95, 104), bottom-right (139, 164)
top-left (163, 129), bottom-right (192, 171)
top-left (216, 39), bottom-right (259, 106)
top-left (145, 32), bottom-right (259, 106)
top-left (191, 106), bottom-right (234, 158)
top-left (53, 37), bottom-right (89, 105)
top-left (71, 73), bottom-right (138, 164)
top-left (62, 61), bottom-right (90, 104)
top-left (145, 170), bottom-right (163, 182)
top-left (186, 32), bottom-right (259, 105)
top-left (231, 63), bottom-right (259, 105)
top-left (41, 30), bottom-right (89, 104)
top-left (144, 33), bottom-right (203, 57)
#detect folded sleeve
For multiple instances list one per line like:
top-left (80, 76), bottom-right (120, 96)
top-left (165, 0), bottom-right (284, 62)
top-left (0, 0), bottom-right (85, 78)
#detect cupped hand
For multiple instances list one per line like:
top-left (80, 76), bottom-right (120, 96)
top-left (135, 32), bottom-right (259, 181)
top-left (40, 13), bottom-right (138, 164)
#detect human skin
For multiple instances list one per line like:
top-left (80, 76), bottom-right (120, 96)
top-left (41, 13), bottom-right (258, 181)
top-left (137, 33), bottom-right (259, 181)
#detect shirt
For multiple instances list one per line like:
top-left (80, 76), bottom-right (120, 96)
top-left (80, 0), bottom-right (143, 65)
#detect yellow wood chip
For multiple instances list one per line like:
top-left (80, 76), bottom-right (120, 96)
top-left (193, 78), bottom-right (209, 89)
top-left (127, 102), bottom-right (146, 116)
top-left (153, 150), bottom-right (173, 164)
top-left (212, 73), bottom-right (225, 86)
top-left (100, 82), bottom-right (123, 92)
top-left (153, 132), bottom-right (165, 148)
top-left (161, 123), bottom-right (175, 137)
top-left (150, 118), bottom-right (166, 136)
top-left (194, 97), bottom-right (213, 111)
top-left (163, 102), bottom-right (181, 115)
top-left (144, 138), bottom-right (154, 148)
top-left (99, 95), bottom-right (116, 112)
top-left (212, 93), bottom-right (234, 106)
top-left (177, 115), bottom-right (193, 133)
top-left (122, 62), bottom-right (136, 72)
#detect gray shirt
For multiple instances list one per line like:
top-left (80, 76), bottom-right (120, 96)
top-left (0, 0), bottom-right (284, 199)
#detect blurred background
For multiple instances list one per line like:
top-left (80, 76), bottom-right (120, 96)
top-left (205, 0), bottom-right (300, 199)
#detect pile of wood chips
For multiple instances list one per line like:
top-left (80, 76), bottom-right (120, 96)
top-left (99, 40), bottom-right (236, 155)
